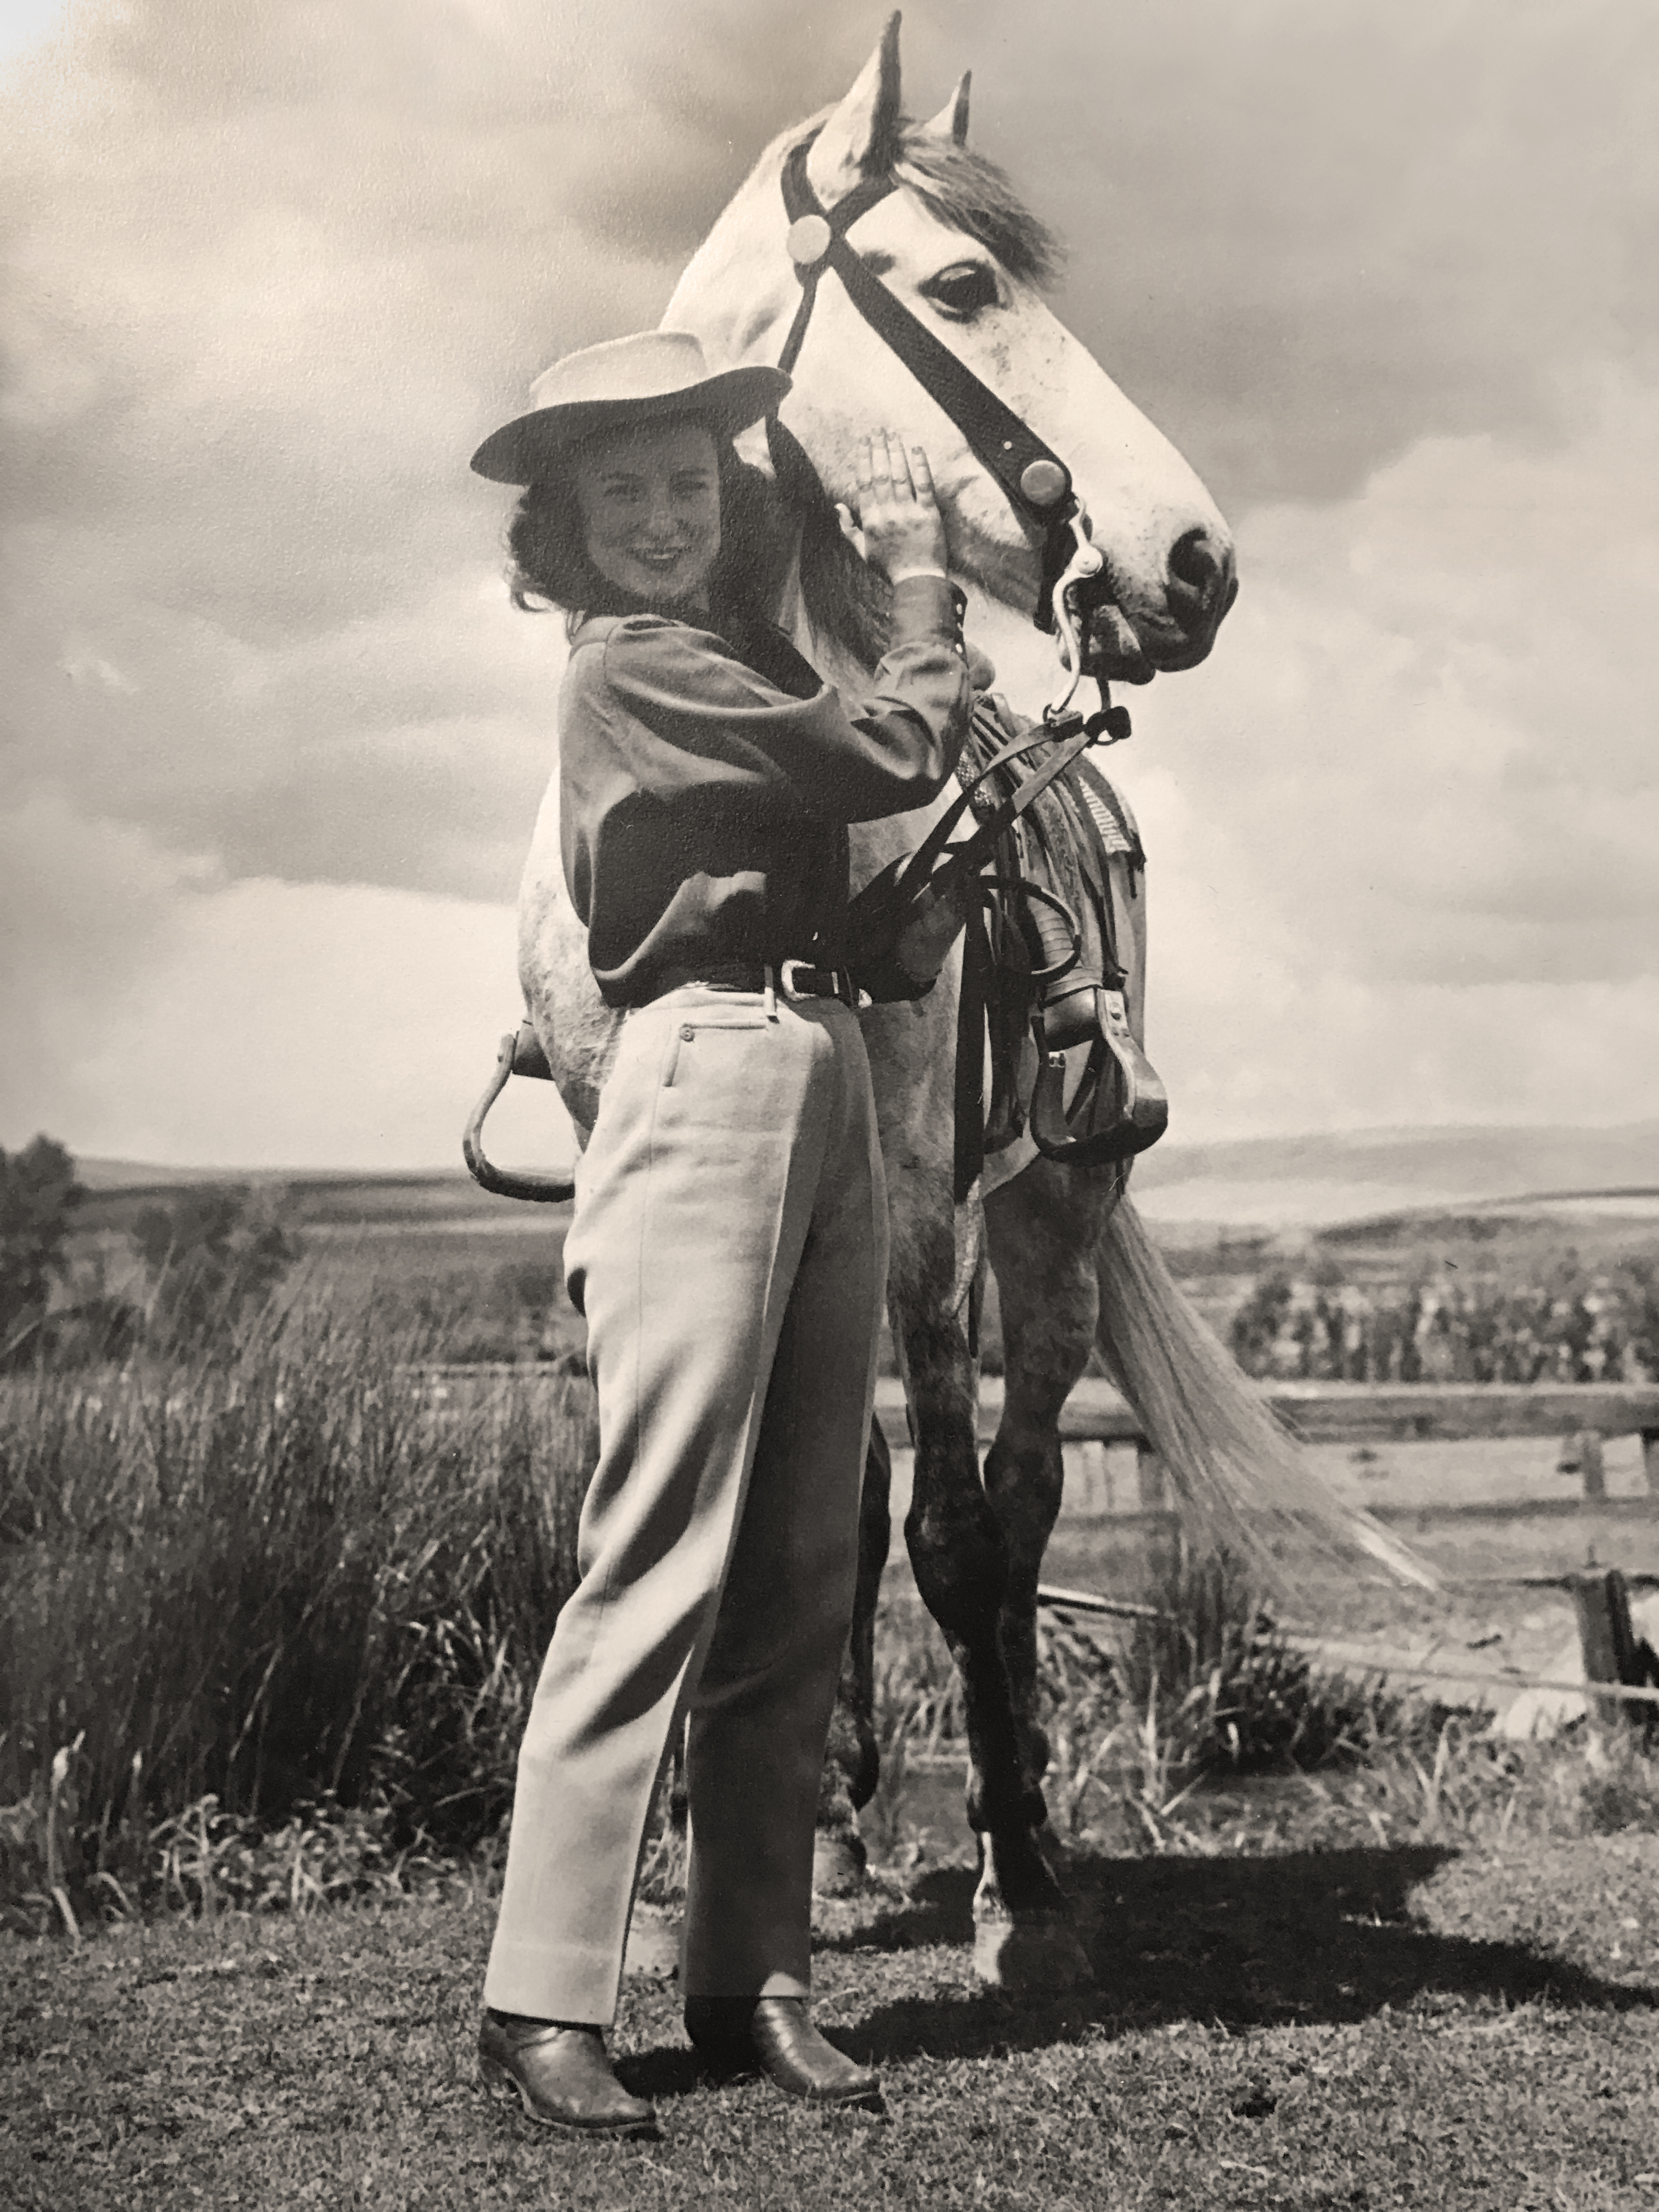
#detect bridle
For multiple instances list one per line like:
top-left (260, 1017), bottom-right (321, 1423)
top-left (772, 136), bottom-right (1165, 1178)
top-left (769, 133), bottom-right (1128, 740)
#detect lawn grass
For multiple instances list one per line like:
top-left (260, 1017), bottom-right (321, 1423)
top-left (7, 1832), bottom-right (1659, 2210)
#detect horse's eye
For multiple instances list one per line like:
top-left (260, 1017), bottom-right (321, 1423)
top-left (921, 262), bottom-right (1001, 320)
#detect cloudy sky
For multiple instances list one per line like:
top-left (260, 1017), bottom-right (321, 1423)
top-left (3, 0), bottom-right (1656, 1169)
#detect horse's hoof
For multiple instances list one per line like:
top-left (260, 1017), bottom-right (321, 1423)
top-left (623, 1904), bottom-right (681, 1980)
top-left (972, 1909), bottom-right (1094, 1990)
top-left (811, 1831), bottom-right (869, 1899)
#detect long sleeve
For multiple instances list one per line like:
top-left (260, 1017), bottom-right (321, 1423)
top-left (557, 579), bottom-right (972, 1006)
top-left (579, 575), bottom-right (970, 822)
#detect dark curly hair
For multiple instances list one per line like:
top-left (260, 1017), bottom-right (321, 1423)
top-left (506, 426), bottom-right (793, 634)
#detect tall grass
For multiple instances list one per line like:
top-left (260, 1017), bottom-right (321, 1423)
top-left (0, 1290), bottom-right (595, 1922)
top-left (865, 1549), bottom-right (1659, 1865)
top-left (1114, 1545), bottom-right (1408, 1779)
top-left (14, 1295), bottom-right (1659, 1931)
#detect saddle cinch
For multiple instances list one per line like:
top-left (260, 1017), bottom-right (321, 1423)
top-left (462, 694), bottom-right (1167, 1204)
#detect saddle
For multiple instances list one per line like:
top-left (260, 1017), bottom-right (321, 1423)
top-left (947, 693), bottom-right (1169, 1204)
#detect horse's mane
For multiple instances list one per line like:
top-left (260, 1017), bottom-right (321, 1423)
top-left (777, 122), bottom-right (1063, 668)
top-left (891, 132), bottom-right (1062, 292)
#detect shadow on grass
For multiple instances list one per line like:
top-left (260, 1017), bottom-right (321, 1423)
top-left (809, 1844), bottom-right (1657, 2067)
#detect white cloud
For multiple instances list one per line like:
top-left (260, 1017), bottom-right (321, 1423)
top-left (5, 0), bottom-right (1659, 1162)
top-left (3, 864), bottom-right (574, 1170)
top-left (0, 0), bottom-right (71, 72)
top-left (1123, 371), bottom-right (1659, 1009)
top-left (1070, 371), bottom-right (1659, 1137)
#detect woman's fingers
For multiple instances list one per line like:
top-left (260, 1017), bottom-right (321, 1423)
top-left (857, 433), bottom-right (949, 579)
top-left (884, 430), bottom-right (916, 500)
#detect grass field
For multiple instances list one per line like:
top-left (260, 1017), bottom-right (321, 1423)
top-left (10, 1414), bottom-right (1659, 2208)
top-left (12, 1158), bottom-right (1659, 2204)
top-left (7, 1832), bottom-right (1659, 2209)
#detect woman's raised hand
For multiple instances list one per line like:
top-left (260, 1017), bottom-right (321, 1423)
top-left (843, 432), bottom-right (949, 583)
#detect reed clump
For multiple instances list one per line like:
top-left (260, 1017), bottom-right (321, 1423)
top-left (866, 1545), bottom-right (1659, 1865)
top-left (0, 1288), bottom-right (594, 1932)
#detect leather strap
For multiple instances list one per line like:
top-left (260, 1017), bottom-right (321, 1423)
top-left (954, 909), bottom-right (989, 1205)
top-left (644, 960), bottom-right (860, 1007)
top-left (890, 720), bottom-right (1096, 911)
top-left (774, 134), bottom-right (1081, 628)
top-left (779, 140), bottom-right (1075, 538)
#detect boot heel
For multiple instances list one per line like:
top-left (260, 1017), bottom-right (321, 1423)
top-left (477, 2053), bottom-right (517, 2101)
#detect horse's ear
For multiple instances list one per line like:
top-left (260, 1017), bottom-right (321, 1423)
top-left (808, 12), bottom-right (904, 201)
top-left (921, 71), bottom-right (970, 146)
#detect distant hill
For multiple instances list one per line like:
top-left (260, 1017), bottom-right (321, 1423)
top-left (71, 1124), bottom-right (1659, 1235)
top-left (1132, 1122), bottom-right (1659, 1194)
top-left (69, 1162), bottom-right (560, 1238)
top-left (1128, 1122), bottom-right (1659, 1229)
top-left (74, 1156), bottom-right (368, 1193)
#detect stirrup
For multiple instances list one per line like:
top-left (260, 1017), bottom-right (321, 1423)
top-left (1028, 986), bottom-right (1167, 1167)
top-left (462, 1021), bottom-right (577, 1203)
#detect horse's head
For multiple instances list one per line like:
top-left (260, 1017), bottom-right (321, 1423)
top-left (665, 14), bottom-right (1236, 686)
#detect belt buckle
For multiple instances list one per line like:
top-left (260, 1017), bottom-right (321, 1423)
top-left (778, 957), bottom-right (859, 1010)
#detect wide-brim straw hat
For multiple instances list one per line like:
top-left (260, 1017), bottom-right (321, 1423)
top-left (470, 331), bottom-right (791, 486)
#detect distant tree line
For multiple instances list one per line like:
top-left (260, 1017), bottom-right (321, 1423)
top-left (1229, 1257), bottom-right (1659, 1386)
top-left (0, 1136), bottom-right (302, 1367)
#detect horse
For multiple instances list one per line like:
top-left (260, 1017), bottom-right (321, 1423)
top-left (510, 13), bottom-right (1420, 1989)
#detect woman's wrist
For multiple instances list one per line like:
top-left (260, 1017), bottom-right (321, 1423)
top-left (887, 572), bottom-right (969, 654)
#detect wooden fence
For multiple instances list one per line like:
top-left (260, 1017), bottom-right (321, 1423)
top-left (872, 1376), bottom-right (1659, 1521)
top-left (849, 1374), bottom-right (1659, 1722)
top-left (425, 1367), bottom-right (1659, 1718)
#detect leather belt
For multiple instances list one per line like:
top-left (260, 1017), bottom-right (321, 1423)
top-left (645, 960), bottom-right (865, 1011)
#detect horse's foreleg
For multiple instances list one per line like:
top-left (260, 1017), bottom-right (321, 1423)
top-left (893, 1192), bottom-right (1090, 1987)
top-left (983, 1162), bottom-right (1113, 1817)
top-left (812, 1421), bottom-right (891, 1895)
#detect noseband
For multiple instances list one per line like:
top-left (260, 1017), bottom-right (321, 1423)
top-left (769, 134), bottom-right (1126, 740)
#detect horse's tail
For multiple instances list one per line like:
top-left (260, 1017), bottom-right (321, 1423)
top-left (1094, 1194), bottom-right (1437, 1590)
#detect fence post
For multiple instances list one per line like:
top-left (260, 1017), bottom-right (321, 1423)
top-left (1568, 1568), bottom-right (1638, 1726)
top-left (1068, 1438), bottom-right (1109, 1515)
top-left (1136, 1440), bottom-right (1167, 1511)
top-left (1560, 1429), bottom-right (1607, 1500)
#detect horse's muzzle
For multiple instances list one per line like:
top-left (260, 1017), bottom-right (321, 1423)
top-left (1077, 524), bottom-right (1238, 680)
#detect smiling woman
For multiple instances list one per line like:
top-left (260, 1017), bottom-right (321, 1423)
top-left (503, 428), bottom-right (786, 630)
top-left (467, 325), bottom-right (973, 2136)
top-left (573, 420), bottom-right (722, 608)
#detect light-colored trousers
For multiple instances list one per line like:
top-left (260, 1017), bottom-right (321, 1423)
top-left (483, 983), bottom-right (887, 2027)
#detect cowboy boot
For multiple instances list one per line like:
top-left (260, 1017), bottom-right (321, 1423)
top-left (478, 2011), bottom-right (658, 2137)
top-left (684, 1995), bottom-right (881, 2108)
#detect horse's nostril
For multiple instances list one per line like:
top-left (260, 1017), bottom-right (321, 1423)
top-left (1167, 526), bottom-right (1222, 595)
top-left (1165, 527), bottom-right (1236, 637)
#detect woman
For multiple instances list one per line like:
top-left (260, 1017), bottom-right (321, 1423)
top-left (468, 331), bottom-right (972, 2138)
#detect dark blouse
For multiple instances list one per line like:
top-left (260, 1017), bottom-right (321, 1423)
top-left (557, 574), bottom-right (972, 1006)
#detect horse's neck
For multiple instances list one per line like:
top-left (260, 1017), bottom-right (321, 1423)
top-left (768, 537), bottom-right (953, 881)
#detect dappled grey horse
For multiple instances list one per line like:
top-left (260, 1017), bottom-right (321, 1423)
top-left (508, 16), bottom-right (1414, 1985)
